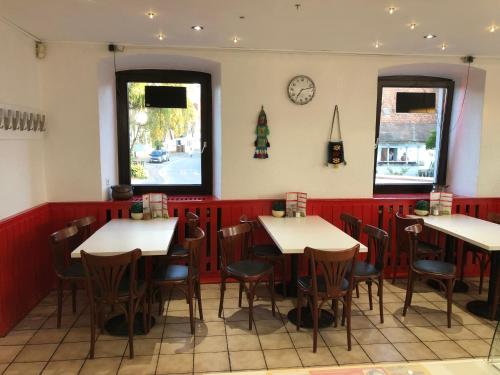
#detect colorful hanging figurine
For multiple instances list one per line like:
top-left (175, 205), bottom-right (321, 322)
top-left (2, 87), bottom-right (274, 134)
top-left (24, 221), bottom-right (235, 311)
top-left (254, 106), bottom-right (270, 159)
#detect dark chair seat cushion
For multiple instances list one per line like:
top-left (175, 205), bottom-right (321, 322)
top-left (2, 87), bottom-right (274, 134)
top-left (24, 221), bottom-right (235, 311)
top-left (414, 260), bottom-right (455, 276)
top-left (298, 275), bottom-right (349, 293)
top-left (153, 264), bottom-right (188, 282)
top-left (417, 242), bottom-right (442, 256)
top-left (252, 244), bottom-right (283, 257)
top-left (227, 260), bottom-right (273, 278)
top-left (61, 262), bottom-right (85, 278)
top-left (169, 244), bottom-right (189, 257)
top-left (352, 262), bottom-right (380, 277)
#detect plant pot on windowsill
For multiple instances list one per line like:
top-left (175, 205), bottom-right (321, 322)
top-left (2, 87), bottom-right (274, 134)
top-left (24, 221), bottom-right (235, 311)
top-left (272, 200), bottom-right (286, 218)
top-left (414, 209), bottom-right (429, 216)
top-left (131, 202), bottom-right (143, 220)
top-left (272, 210), bottom-right (285, 218)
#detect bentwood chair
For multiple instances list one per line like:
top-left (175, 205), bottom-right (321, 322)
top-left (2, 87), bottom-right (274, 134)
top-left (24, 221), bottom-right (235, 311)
top-left (169, 212), bottom-right (200, 258)
top-left (68, 216), bottom-right (96, 247)
top-left (340, 213), bottom-right (362, 297)
top-left (403, 224), bottom-right (456, 327)
top-left (218, 223), bottom-right (276, 330)
top-left (460, 212), bottom-right (500, 294)
top-left (49, 225), bottom-right (86, 328)
top-left (239, 215), bottom-right (287, 296)
top-left (296, 245), bottom-right (359, 352)
top-left (150, 227), bottom-right (205, 334)
top-left (81, 249), bottom-right (148, 359)
top-left (392, 212), bottom-right (444, 284)
top-left (351, 225), bottom-right (389, 323)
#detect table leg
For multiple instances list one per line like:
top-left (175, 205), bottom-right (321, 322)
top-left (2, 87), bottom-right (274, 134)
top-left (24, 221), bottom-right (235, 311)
top-left (467, 251), bottom-right (499, 320)
top-left (275, 254), bottom-right (298, 297)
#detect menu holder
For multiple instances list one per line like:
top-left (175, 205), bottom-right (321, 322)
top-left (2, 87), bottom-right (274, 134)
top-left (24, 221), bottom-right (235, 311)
top-left (286, 192), bottom-right (307, 217)
top-left (142, 193), bottom-right (169, 220)
top-left (430, 192), bottom-right (453, 215)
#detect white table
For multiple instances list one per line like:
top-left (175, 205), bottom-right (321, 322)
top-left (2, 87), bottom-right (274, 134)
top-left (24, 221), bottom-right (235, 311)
top-left (416, 214), bottom-right (500, 320)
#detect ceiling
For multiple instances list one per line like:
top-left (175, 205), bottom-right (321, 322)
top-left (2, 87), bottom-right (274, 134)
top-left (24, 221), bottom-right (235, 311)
top-left (1, 0), bottom-right (499, 57)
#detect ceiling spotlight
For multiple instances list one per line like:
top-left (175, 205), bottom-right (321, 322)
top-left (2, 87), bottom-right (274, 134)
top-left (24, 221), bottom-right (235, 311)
top-left (424, 34), bottom-right (437, 39)
top-left (440, 43), bottom-right (448, 51)
top-left (409, 23), bottom-right (417, 30)
top-left (157, 32), bottom-right (165, 41)
top-left (146, 11), bottom-right (156, 19)
top-left (374, 41), bottom-right (382, 49)
top-left (232, 36), bottom-right (240, 44)
top-left (488, 24), bottom-right (498, 33)
top-left (388, 7), bottom-right (397, 15)
top-left (191, 25), bottom-right (204, 31)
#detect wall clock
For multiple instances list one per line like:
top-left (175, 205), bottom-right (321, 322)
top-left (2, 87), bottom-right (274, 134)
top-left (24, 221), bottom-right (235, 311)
top-left (287, 75), bottom-right (316, 105)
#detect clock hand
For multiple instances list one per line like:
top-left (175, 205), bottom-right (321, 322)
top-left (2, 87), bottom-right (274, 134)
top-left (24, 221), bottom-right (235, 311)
top-left (295, 88), bottom-right (305, 99)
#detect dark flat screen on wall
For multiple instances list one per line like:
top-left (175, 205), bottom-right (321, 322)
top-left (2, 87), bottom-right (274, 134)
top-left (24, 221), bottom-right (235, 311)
top-left (145, 86), bottom-right (187, 108)
top-left (396, 92), bottom-right (436, 113)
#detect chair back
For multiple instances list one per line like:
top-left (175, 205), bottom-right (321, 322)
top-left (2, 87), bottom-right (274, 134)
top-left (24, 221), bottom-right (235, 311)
top-left (218, 223), bottom-right (251, 270)
top-left (487, 212), bottom-right (500, 224)
top-left (81, 249), bottom-right (142, 304)
top-left (305, 244), bottom-right (359, 298)
top-left (340, 213), bottom-right (362, 241)
top-left (239, 214), bottom-right (260, 247)
top-left (363, 224), bottom-right (389, 272)
top-left (68, 216), bottom-right (96, 245)
top-left (182, 227), bottom-right (205, 278)
top-left (395, 212), bottom-right (423, 254)
top-left (405, 223), bottom-right (422, 270)
top-left (185, 212), bottom-right (200, 238)
top-left (49, 225), bottom-right (80, 277)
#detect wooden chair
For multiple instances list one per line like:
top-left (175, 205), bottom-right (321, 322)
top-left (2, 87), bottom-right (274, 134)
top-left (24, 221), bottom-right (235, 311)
top-left (218, 223), bottom-right (276, 330)
top-left (169, 212), bottom-right (200, 258)
top-left (352, 224), bottom-right (389, 323)
top-left (239, 215), bottom-right (287, 296)
top-left (403, 224), bottom-right (456, 327)
top-left (49, 225), bottom-right (86, 328)
top-left (297, 245), bottom-right (359, 352)
top-left (392, 212), bottom-right (444, 284)
top-left (490, 269), bottom-right (500, 320)
top-left (460, 212), bottom-right (500, 294)
top-left (81, 248), bottom-right (148, 359)
top-left (68, 216), bottom-right (96, 246)
top-left (340, 213), bottom-right (362, 298)
top-left (150, 227), bottom-right (205, 334)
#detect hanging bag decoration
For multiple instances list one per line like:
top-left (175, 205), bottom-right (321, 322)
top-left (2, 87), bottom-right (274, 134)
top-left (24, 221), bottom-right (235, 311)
top-left (327, 105), bottom-right (347, 167)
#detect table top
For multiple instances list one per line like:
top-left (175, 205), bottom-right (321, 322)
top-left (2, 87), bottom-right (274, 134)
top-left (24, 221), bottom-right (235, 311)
top-left (71, 218), bottom-right (178, 258)
top-left (258, 215), bottom-right (367, 254)
top-left (416, 214), bottom-right (500, 251)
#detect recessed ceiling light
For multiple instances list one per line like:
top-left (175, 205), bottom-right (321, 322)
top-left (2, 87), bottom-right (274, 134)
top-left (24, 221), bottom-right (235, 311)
top-left (424, 34), bottom-right (437, 39)
top-left (191, 25), bottom-right (204, 31)
top-left (146, 11), bottom-right (156, 19)
top-left (156, 32), bottom-right (165, 41)
top-left (387, 7), bottom-right (397, 15)
top-left (374, 41), bottom-right (382, 49)
top-left (488, 24), bottom-right (498, 33)
top-left (440, 43), bottom-right (448, 51)
top-left (409, 23), bottom-right (417, 30)
top-left (232, 36), bottom-right (240, 44)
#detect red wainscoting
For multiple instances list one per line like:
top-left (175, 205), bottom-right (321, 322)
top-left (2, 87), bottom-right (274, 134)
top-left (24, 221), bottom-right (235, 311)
top-left (1, 196), bottom-right (499, 336)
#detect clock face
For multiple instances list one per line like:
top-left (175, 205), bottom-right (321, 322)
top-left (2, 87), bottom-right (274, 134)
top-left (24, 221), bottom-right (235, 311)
top-left (287, 75), bottom-right (315, 105)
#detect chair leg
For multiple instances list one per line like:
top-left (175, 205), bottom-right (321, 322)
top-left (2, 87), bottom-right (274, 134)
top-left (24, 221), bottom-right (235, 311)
top-left (446, 279), bottom-right (454, 328)
top-left (157, 288), bottom-right (163, 316)
top-left (296, 288), bottom-right (303, 331)
top-left (188, 283), bottom-right (195, 334)
top-left (127, 302), bottom-right (135, 359)
top-left (460, 249), bottom-right (467, 282)
top-left (238, 282), bottom-right (244, 307)
top-left (403, 272), bottom-right (414, 317)
top-left (281, 259), bottom-right (287, 297)
top-left (142, 297), bottom-right (149, 334)
top-left (247, 282), bottom-right (255, 330)
top-left (71, 282), bottom-right (77, 313)
top-left (218, 277), bottom-right (226, 318)
top-left (89, 302), bottom-right (96, 359)
top-left (367, 280), bottom-right (373, 310)
top-left (341, 296), bottom-right (346, 326)
top-left (378, 277), bottom-right (384, 324)
top-left (333, 299), bottom-right (339, 328)
top-left (355, 283), bottom-right (360, 298)
top-left (312, 299), bottom-right (318, 353)
top-left (57, 279), bottom-right (63, 329)
top-left (269, 272), bottom-right (276, 316)
top-left (346, 294), bottom-right (352, 351)
top-left (195, 280), bottom-right (203, 321)
top-left (479, 255), bottom-right (486, 295)
top-left (392, 252), bottom-right (399, 284)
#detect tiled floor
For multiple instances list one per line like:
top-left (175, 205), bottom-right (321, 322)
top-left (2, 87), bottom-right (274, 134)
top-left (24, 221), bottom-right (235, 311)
top-left (0, 277), bottom-right (496, 375)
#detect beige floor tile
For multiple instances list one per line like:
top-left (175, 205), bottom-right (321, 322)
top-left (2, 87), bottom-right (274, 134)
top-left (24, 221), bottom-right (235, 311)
top-left (350, 316), bottom-right (376, 330)
top-left (195, 321), bottom-right (226, 336)
top-left (393, 342), bottom-right (438, 361)
top-left (290, 331), bottom-right (326, 348)
top-left (437, 325), bottom-right (479, 340)
top-left (330, 345), bottom-right (371, 365)
top-left (453, 312), bottom-right (484, 325)
top-left (30, 306), bottom-right (57, 317)
top-left (383, 303), bottom-right (409, 315)
top-left (409, 326), bottom-right (449, 341)
top-left (29, 329), bottom-right (68, 345)
top-left (201, 299), bottom-right (222, 310)
top-left (229, 350), bottom-right (266, 371)
top-left (465, 324), bottom-right (495, 339)
top-left (223, 308), bottom-right (249, 322)
top-left (0, 345), bottom-right (23, 363)
top-left (0, 330), bottom-right (36, 346)
top-left (118, 355), bottom-right (158, 375)
top-left (321, 330), bottom-right (354, 347)
top-left (14, 316), bottom-right (47, 331)
top-left (379, 327), bottom-right (419, 343)
top-left (160, 337), bottom-right (194, 354)
top-left (164, 310), bottom-right (190, 324)
top-left (93, 340), bottom-right (127, 358)
top-left (423, 312), bottom-right (460, 326)
top-left (424, 340), bottom-right (471, 359)
top-left (15, 344), bottom-right (58, 363)
top-left (297, 347), bottom-right (337, 367)
top-left (125, 339), bottom-right (161, 356)
top-left (0, 364), bottom-right (8, 374)
top-left (52, 342), bottom-right (90, 360)
top-left (193, 351), bottom-right (229, 373)
top-left (352, 329), bottom-right (389, 345)
top-left (157, 353), bottom-right (193, 374)
top-left (3, 362), bottom-right (46, 375)
top-left (259, 333), bottom-right (293, 350)
top-left (63, 327), bottom-right (90, 343)
top-left (263, 348), bottom-right (301, 369)
top-left (163, 323), bottom-right (192, 338)
top-left (227, 334), bottom-right (261, 351)
top-left (79, 357), bottom-right (121, 375)
top-left (42, 315), bottom-right (78, 330)
top-left (361, 343), bottom-right (405, 362)
top-left (367, 314), bottom-right (403, 328)
top-left (456, 339), bottom-right (491, 357)
top-left (397, 313), bottom-right (433, 327)
top-left (225, 320), bottom-right (257, 336)
top-left (194, 335), bottom-right (227, 353)
top-left (356, 304), bottom-right (388, 318)
top-left (255, 319), bottom-right (287, 335)
top-left (411, 301), bottom-right (442, 314)
top-left (42, 360), bottom-right (84, 375)
top-left (197, 309), bottom-right (224, 322)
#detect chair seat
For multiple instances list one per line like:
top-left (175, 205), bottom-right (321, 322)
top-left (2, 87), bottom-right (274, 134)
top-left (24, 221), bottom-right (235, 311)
top-left (226, 260), bottom-right (273, 278)
top-left (153, 264), bottom-right (189, 282)
top-left (298, 275), bottom-right (349, 293)
top-left (252, 244), bottom-right (283, 258)
top-left (61, 262), bottom-right (85, 279)
top-left (417, 241), bottom-right (442, 256)
top-left (414, 259), bottom-right (455, 276)
top-left (352, 262), bottom-right (380, 277)
top-left (169, 244), bottom-right (189, 257)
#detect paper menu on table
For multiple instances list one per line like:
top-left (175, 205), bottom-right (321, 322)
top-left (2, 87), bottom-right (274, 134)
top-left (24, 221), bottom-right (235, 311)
top-left (430, 192), bottom-right (453, 215)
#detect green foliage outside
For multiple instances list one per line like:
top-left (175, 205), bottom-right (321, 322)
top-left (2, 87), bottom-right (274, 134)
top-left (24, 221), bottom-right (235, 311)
top-left (426, 130), bottom-right (436, 150)
top-left (131, 163), bottom-right (147, 179)
top-left (128, 82), bottom-right (197, 153)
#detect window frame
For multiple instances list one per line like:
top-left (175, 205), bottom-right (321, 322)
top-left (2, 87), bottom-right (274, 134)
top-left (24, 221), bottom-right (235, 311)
top-left (373, 76), bottom-right (455, 194)
top-left (116, 69), bottom-right (213, 195)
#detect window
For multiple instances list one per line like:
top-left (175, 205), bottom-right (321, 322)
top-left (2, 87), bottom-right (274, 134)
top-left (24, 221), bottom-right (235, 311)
top-left (116, 70), bottom-right (212, 195)
top-left (373, 76), bottom-right (454, 194)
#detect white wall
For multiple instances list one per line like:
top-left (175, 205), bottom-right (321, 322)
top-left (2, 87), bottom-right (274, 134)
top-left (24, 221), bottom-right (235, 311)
top-left (0, 21), bottom-right (46, 219)
top-left (37, 43), bottom-right (500, 201)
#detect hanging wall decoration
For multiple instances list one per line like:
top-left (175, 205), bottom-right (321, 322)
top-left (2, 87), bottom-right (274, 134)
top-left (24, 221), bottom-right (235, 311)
top-left (327, 104), bottom-right (347, 167)
top-left (254, 105), bottom-right (270, 159)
